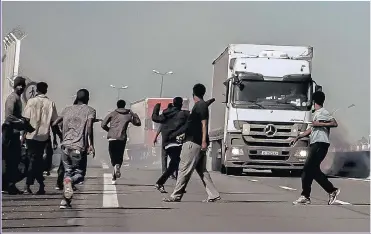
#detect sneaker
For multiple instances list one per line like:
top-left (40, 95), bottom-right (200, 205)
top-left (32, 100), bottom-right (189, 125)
top-left (328, 188), bottom-right (340, 205)
top-left (23, 188), bottom-right (33, 195)
top-left (293, 196), bottom-right (311, 205)
top-left (154, 184), bottom-right (167, 193)
top-left (114, 164), bottom-right (121, 179)
top-left (59, 199), bottom-right (72, 209)
top-left (202, 196), bottom-right (221, 203)
top-left (163, 197), bottom-right (181, 202)
top-left (55, 185), bottom-right (63, 190)
top-left (63, 177), bottom-right (74, 200)
top-left (111, 179), bottom-right (117, 185)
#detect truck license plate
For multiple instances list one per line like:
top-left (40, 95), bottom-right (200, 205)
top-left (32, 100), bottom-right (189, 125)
top-left (261, 151), bottom-right (279, 156)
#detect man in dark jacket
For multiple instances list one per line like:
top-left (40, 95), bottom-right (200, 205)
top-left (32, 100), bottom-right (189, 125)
top-left (101, 100), bottom-right (141, 184)
top-left (3, 76), bottom-right (27, 194)
top-left (152, 97), bottom-right (215, 193)
top-left (2, 115), bottom-right (35, 193)
top-left (154, 103), bottom-right (174, 175)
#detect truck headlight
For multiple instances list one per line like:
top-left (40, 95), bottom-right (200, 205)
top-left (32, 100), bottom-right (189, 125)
top-left (295, 150), bottom-right (307, 158)
top-left (231, 147), bottom-right (244, 155)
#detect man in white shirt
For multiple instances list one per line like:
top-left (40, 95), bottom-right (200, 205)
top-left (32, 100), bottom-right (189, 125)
top-left (292, 91), bottom-right (340, 205)
top-left (23, 82), bottom-right (58, 195)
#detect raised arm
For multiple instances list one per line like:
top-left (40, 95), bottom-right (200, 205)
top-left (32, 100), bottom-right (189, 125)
top-left (151, 103), bottom-right (167, 123)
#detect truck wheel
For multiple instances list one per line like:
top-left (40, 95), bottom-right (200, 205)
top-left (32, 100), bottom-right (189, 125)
top-left (221, 165), bottom-right (226, 174)
top-left (226, 167), bottom-right (243, 176)
top-left (271, 169), bottom-right (291, 177)
top-left (290, 169), bottom-right (303, 177)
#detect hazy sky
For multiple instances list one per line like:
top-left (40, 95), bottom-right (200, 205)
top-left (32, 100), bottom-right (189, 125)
top-left (2, 1), bottom-right (370, 142)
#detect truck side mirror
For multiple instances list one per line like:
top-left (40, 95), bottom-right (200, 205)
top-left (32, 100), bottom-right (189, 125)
top-left (315, 85), bottom-right (322, 92)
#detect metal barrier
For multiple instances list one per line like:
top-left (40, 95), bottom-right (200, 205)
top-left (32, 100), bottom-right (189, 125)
top-left (322, 151), bottom-right (370, 179)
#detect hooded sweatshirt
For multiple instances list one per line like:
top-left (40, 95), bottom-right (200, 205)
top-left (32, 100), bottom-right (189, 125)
top-left (101, 108), bottom-right (141, 141)
top-left (152, 104), bottom-right (190, 147)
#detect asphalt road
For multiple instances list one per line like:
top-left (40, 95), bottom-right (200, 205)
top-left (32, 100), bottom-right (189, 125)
top-left (2, 157), bottom-right (370, 232)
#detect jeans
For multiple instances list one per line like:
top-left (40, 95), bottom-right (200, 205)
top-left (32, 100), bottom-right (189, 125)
top-left (108, 140), bottom-right (127, 167)
top-left (301, 142), bottom-right (337, 198)
top-left (25, 139), bottom-right (47, 187)
top-left (61, 147), bottom-right (85, 185)
top-left (156, 146), bottom-right (181, 185)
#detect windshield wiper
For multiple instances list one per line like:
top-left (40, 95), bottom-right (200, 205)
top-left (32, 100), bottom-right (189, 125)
top-left (275, 100), bottom-right (302, 110)
top-left (244, 101), bottom-right (266, 109)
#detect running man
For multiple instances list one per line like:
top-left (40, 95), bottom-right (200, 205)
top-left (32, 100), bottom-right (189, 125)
top-left (152, 97), bottom-right (215, 193)
top-left (53, 89), bottom-right (96, 209)
top-left (101, 100), bottom-right (141, 184)
top-left (292, 91), bottom-right (340, 205)
top-left (163, 84), bottom-right (220, 202)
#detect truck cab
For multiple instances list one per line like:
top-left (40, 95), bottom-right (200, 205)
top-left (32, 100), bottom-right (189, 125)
top-left (209, 45), bottom-right (322, 176)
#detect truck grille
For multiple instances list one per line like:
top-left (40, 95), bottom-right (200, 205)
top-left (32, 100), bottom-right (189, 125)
top-left (233, 121), bottom-right (306, 161)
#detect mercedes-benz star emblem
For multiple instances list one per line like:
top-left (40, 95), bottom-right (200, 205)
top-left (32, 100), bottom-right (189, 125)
top-left (264, 124), bottom-right (277, 137)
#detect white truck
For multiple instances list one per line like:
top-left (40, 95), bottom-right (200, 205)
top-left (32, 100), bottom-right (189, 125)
top-left (208, 44), bottom-right (322, 176)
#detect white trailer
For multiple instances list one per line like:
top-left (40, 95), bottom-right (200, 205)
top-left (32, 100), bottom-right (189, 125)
top-left (208, 44), bottom-right (322, 175)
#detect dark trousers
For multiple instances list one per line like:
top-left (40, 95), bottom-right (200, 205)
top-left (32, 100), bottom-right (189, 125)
top-left (80, 153), bottom-right (87, 178)
top-left (161, 146), bottom-right (167, 173)
top-left (56, 159), bottom-right (64, 187)
top-left (301, 142), bottom-right (337, 198)
top-left (108, 140), bottom-right (127, 167)
top-left (25, 139), bottom-right (47, 187)
top-left (156, 146), bottom-right (181, 185)
top-left (43, 138), bottom-right (53, 172)
top-left (3, 133), bottom-right (22, 188)
top-left (61, 147), bottom-right (85, 185)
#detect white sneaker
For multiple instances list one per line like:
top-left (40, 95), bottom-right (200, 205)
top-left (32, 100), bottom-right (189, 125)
top-left (111, 178), bottom-right (117, 185)
top-left (293, 196), bottom-right (311, 205)
top-left (328, 189), bottom-right (340, 205)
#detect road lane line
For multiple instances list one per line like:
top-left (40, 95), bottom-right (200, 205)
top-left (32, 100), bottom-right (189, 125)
top-left (249, 179), bottom-right (258, 182)
top-left (334, 200), bottom-right (351, 205)
top-left (279, 186), bottom-right (297, 191)
top-left (103, 173), bottom-right (119, 208)
top-left (101, 161), bottom-right (109, 169)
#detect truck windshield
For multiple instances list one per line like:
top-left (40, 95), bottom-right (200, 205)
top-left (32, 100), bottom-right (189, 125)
top-left (233, 80), bottom-right (312, 111)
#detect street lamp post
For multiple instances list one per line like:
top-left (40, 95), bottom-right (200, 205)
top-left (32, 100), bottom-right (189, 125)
top-left (152, 70), bottom-right (173, 97)
top-left (110, 85), bottom-right (128, 100)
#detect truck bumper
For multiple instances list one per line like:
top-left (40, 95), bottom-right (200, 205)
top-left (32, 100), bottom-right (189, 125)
top-left (224, 160), bottom-right (304, 170)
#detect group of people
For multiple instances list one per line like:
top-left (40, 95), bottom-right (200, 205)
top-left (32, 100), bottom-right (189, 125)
top-left (2, 77), bottom-right (100, 208)
top-left (2, 76), bottom-right (341, 208)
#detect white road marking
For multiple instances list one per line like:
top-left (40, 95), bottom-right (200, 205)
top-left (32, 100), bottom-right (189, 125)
top-left (103, 173), bottom-right (119, 208)
top-left (334, 200), bottom-right (351, 205)
top-left (249, 179), bottom-right (258, 182)
top-left (101, 161), bottom-right (109, 169)
top-left (279, 186), bottom-right (297, 191)
top-left (346, 177), bottom-right (370, 182)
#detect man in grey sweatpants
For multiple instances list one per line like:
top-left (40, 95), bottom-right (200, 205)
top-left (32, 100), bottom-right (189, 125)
top-left (163, 83), bottom-right (220, 203)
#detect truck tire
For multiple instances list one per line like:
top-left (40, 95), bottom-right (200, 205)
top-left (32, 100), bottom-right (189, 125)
top-left (271, 169), bottom-right (291, 177)
top-left (290, 169), bottom-right (303, 177)
top-left (221, 165), bottom-right (226, 174)
top-left (226, 167), bottom-right (243, 176)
